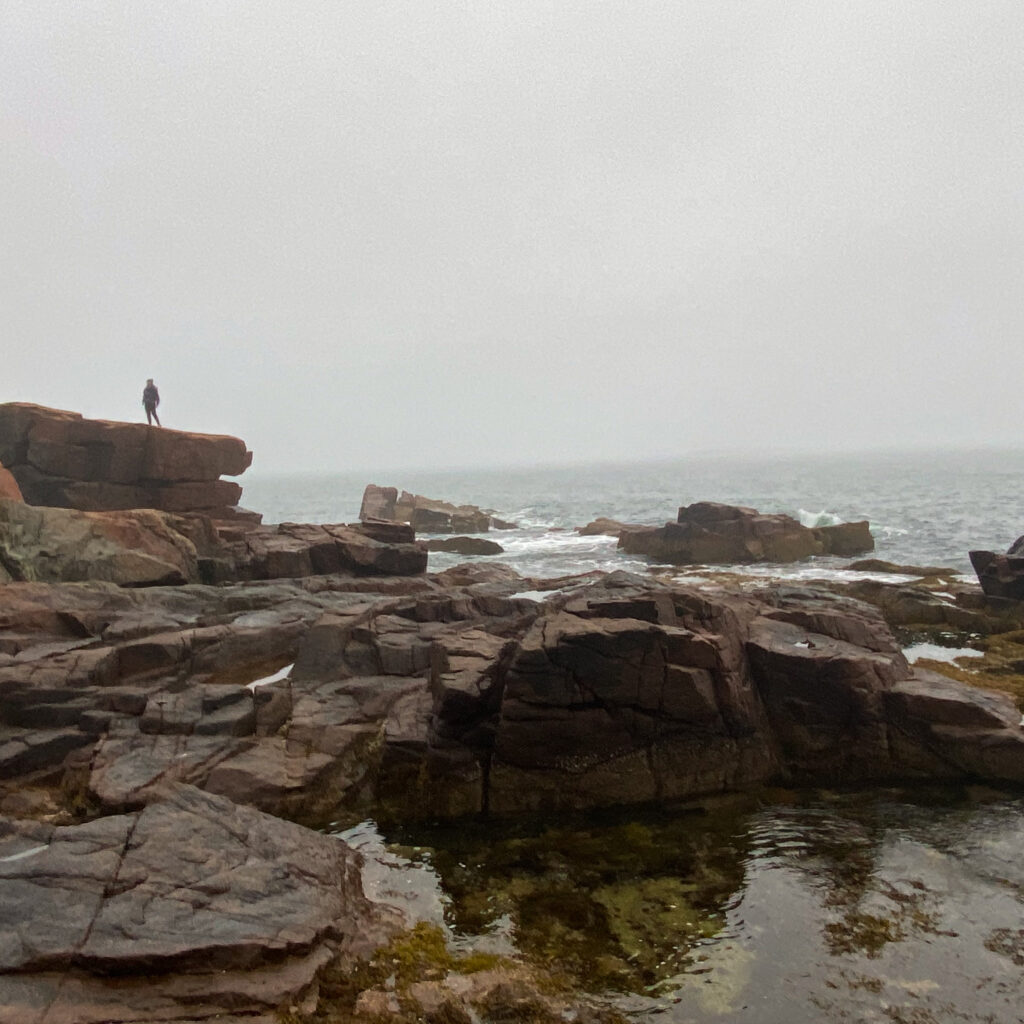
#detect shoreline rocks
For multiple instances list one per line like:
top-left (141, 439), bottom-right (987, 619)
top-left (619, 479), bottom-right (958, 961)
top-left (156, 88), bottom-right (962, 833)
top-left (0, 783), bottom-right (399, 1023)
top-left (2, 569), bottom-right (1019, 832)
top-left (0, 499), bottom-right (428, 587)
top-left (619, 501), bottom-right (874, 564)
top-left (425, 536), bottom-right (504, 556)
top-left (0, 554), bottom-right (1022, 1019)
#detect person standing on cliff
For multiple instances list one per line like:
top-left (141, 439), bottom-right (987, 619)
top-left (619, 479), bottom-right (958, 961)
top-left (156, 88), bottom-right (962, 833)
top-left (142, 379), bottom-right (161, 426)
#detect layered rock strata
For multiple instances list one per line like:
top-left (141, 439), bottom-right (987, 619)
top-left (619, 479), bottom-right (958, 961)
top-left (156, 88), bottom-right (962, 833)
top-left (620, 501), bottom-right (874, 564)
top-left (360, 484), bottom-right (515, 533)
top-left (0, 500), bottom-right (427, 586)
top-left (0, 403), bottom-right (254, 520)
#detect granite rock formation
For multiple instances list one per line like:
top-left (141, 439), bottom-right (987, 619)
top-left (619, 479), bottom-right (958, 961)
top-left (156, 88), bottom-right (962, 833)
top-left (0, 783), bottom-right (398, 1024)
top-left (425, 536), bottom-right (504, 556)
top-left (0, 500), bottom-right (427, 586)
top-left (0, 403), bottom-right (254, 520)
top-left (619, 501), bottom-right (874, 564)
top-left (0, 461), bottom-right (22, 503)
top-left (360, 484), bottom-right (515, 533)
top-left (2, 570), bottom-right (1019, 830)
top-left (970, 536), bottom-right (1024, 601)
top-left (576, 517), bottom-right (644, 537)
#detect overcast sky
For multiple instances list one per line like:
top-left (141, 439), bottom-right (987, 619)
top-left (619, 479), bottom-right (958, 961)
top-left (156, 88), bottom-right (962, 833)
top-left (2, 2), bottom-right (1021, 474)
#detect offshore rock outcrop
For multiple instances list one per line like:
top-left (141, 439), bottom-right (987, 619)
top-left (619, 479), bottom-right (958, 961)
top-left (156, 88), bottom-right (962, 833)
top-left (0, 403), bottom-right (254, 520)
top-left (360, 484), bottom-right (515, 533)
top-left (619, 501), bottom-right (874, 564)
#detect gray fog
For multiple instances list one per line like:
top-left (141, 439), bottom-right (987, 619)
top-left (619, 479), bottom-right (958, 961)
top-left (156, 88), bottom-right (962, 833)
top-left (2, 2), bottom-right (1021, 474)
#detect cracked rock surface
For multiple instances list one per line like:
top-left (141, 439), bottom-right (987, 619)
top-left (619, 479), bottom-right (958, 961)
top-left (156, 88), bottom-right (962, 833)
top-left (0, 784), bottom-right (396, 1024)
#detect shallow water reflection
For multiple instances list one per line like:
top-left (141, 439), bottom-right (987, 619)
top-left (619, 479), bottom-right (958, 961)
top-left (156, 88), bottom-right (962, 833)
top-left (364, 786), bottom-right (1024, 1023)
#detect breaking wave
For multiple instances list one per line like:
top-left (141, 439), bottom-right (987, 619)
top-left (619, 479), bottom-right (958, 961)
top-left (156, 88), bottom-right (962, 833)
top-left (798, 508), bottom-right (843, 528)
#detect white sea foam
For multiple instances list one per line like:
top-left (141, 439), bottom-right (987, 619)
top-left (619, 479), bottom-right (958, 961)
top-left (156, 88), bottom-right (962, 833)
top-left (904, 643), bottom-right (983, 665)
top-left (798, 509), bottom-right (843, 528)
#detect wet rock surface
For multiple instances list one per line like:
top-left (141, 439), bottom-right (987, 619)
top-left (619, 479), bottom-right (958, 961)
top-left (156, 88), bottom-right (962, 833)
top-left (1, 551), bottom-right (1022, 1022)
top-left (0, 784), bottom-right (397, 1024)
top-left (2, 570), bottom-right (1020, 832)
top-left (425, 536), bottom-right (505, 555)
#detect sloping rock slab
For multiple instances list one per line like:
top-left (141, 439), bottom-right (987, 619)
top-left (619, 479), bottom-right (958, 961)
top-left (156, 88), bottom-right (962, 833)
top-left (0, 499), bottom-right (198, 586)
top-left (885, 669), bottom-right (1024, 782)
top-left (0, 784), bottom-right (394, 1024)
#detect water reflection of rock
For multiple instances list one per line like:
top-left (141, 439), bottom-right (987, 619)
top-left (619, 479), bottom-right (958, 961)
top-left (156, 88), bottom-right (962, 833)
top-left (387, 804), bottom-right (753, 994)
top-left (382, 790), bottom-right (1024, 1023)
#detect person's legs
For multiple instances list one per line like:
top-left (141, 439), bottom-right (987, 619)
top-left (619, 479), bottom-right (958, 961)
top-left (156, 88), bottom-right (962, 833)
top-left (153, 408), bottom-right (160, 426)
top-left (146, 407), bottom-right (153, 425)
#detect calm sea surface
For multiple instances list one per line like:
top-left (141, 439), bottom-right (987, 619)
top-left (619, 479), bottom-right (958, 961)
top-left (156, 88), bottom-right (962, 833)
top-left (244, 448), bottom-right (1024, 579)
top-left (245, 450), bottom-right (1024, 1021)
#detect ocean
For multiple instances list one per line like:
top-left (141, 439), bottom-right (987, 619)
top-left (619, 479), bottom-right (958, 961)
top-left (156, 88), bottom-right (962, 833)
top-left (243, 447), bottom-right (1024, 581)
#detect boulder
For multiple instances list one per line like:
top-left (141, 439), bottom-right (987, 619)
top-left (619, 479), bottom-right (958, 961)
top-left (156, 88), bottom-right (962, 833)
top-left (0, 403), bottom-right (252, 519)
top-left (215, 522), bottom-right (428, 581)
top-left (576, 517), bottom-right (642, 537)
top-left (0, 784), bottom-right (396, 1024)
top-left (359, 485), bottom-right (398, 522)
top-left (425, 537), bottom-right (504, 556)
top-left (813, 520), bottom-right (874, 557)
top-left (0, 499), bottom-right (199, 586)
top-left (619, 501), bottom-right (873, 565)
top-left (970, 544), bottom-right (1024, 601)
